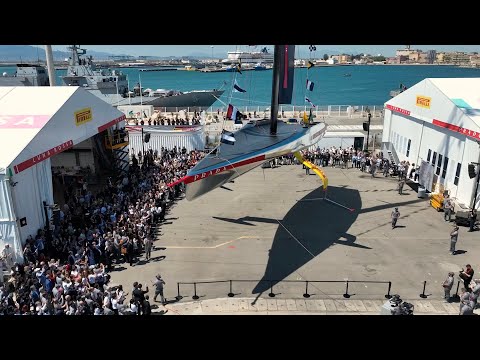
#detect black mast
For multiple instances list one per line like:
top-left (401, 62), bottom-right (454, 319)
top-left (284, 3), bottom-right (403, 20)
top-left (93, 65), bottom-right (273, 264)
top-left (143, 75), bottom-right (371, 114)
top-left (270, 45), bottom-right (281, 135)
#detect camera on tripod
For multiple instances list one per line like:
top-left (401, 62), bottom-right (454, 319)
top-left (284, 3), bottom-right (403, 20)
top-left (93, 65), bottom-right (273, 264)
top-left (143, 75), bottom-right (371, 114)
top-left (380, 294), bottom-right (415, 315)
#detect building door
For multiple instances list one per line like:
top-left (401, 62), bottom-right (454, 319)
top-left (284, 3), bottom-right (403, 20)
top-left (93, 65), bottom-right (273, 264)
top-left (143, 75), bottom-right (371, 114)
top-left (354, 137), bottom-right (364, 150)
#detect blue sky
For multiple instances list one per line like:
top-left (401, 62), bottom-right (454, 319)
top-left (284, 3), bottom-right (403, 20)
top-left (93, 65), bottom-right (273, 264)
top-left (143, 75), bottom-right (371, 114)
top-left (50, 45), bottom-right (480, 58)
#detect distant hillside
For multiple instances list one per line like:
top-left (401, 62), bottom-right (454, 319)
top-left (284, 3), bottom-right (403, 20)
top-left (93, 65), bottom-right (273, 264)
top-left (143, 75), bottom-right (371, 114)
top-left (0, 45), bottom-right (128, 61)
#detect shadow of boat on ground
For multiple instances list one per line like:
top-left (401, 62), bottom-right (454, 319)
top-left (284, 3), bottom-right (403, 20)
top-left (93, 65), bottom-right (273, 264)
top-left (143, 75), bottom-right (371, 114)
top-left (250, 185), bottom-right (363, 294)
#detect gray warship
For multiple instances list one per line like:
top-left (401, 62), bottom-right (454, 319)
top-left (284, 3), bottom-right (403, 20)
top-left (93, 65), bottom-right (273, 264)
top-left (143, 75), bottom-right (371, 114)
top-left (0, 64), bottom-right (50, 86)
top-left (60, 45), bottom-right (224, 110)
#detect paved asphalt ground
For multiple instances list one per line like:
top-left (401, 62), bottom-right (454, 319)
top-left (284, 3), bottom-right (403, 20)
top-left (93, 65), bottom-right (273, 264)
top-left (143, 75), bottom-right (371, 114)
top-left (110, 152), bottom-right (480, 315)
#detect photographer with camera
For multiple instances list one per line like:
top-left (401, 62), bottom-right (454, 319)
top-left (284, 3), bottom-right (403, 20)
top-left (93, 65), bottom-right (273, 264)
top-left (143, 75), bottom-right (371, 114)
top-left (459, 264), bottom-right (474, 291)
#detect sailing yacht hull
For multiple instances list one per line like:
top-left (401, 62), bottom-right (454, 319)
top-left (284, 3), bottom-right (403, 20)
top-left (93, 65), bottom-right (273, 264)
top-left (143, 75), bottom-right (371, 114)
top-left (180, 121), bottom-right (327, 201)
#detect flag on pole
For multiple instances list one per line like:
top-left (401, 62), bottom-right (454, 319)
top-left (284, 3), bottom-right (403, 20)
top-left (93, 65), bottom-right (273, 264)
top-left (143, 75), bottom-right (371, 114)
top-left (307, 61), bottom-right (315, 69)
top-left (305, 96), bottom-right (316, 108)
top-left (233, 80), bottom-right (246, 93)
top-left (226, 104), bottom-right (239, 120)
top-left (220, 130), bottom-right (236, 145)
top-left (306, 79), bottom-right (315, 91)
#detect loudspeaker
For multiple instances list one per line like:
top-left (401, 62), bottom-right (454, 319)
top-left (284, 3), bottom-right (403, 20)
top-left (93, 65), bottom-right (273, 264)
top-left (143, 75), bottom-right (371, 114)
top-left (468, 164), bottom-right (476, 179)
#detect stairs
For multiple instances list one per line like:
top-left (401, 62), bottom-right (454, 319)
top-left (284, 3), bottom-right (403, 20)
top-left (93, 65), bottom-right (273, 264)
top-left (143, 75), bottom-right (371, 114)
top-left (113, 146), bottom-right (129, 179)
top-left (103, 130), bottom-right (130, 180)
top-left (382, 142), bottom-right (400, 166)
top-left (387, 150), bottom-right (396, 166)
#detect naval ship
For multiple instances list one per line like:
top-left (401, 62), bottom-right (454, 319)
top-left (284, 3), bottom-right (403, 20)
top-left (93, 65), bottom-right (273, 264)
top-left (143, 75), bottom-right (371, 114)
top-left (0, 64), bottom-right (50, 86)
top-left (60, 45), bottom-right (225, 111)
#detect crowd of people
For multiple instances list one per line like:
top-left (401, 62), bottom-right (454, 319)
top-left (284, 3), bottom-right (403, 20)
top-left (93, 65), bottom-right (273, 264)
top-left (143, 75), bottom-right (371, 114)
top-left (0, 146), bottom-right (205, 315)
top-left (266, 146), bottom-right (418, 180)
top-left (129, 112), bottom-right (203, 127)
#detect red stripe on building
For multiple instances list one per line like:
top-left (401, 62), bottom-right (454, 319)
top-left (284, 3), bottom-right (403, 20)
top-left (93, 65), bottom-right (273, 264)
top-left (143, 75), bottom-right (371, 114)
top-left (167, 155), bottom-right (266, 187)
top-left (125, 126), bottom-right (142, 132)
top-left (387, 104), bottom-right (480, 141)
top-left (386, 104), bottom-right (411, 116)
top-left (432, 119), bottom-right (480, 140)
top-left (98, 114), bottom-right (126, 133)
top-left (432, 119), bottom-right (461, 132)
top-left (13, 140), bottom-right (74, 174)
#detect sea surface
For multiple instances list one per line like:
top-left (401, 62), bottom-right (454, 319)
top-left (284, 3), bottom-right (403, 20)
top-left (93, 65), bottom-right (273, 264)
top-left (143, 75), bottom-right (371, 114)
top-left (1, 65), bottom-right (479, 109)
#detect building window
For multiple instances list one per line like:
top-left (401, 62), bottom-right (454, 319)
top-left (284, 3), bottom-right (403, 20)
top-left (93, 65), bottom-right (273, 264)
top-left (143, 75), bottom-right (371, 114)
top-left (436, 154), bottom-right (443, 175)
top-left (442, 157), bottom-right (448, 179)
top-left (454, 163), bottom-right (461, 185)
top-left (427, 149), bottom-right (432, 162)
top-left (406, 139), bottom-right (411, 157)
top-left (432, 152), bottom-right (437, 167)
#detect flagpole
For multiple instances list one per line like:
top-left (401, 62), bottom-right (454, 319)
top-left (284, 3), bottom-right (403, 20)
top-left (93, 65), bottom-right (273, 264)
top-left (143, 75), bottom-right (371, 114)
top-left (127, 74), bottom-right (131, 105)
top-left (139, 73), bottom-right (143, 106)
top-left (115, 75), bottom-right (119, 106)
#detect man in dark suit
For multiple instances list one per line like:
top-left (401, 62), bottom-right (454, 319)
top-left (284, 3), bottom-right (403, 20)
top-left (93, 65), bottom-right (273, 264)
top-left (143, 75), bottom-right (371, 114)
top-left (132, 283), bottom-right (149, 316)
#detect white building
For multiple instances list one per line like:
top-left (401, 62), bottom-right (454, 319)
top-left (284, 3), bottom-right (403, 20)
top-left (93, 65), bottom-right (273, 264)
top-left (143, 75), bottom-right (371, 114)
top-left (383, 78), bottom-right (480, 209)
top-left (0, 86), bottom-right (125, 263)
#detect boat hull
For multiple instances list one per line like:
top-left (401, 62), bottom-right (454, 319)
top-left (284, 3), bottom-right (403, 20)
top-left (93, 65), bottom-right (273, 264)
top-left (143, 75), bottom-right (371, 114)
top-left (182, 120), bottom-right (327, 200)
top-left (86, 89), bottom-right (224, 110)
top-left (146, 90), bottom-right (224, 110)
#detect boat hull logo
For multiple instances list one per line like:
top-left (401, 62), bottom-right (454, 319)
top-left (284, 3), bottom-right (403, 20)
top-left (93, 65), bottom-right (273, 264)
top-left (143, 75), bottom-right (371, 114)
top-left (416, 95), bottom-right (431, 109)
top-left (75, 108), bottom-right (93, 126)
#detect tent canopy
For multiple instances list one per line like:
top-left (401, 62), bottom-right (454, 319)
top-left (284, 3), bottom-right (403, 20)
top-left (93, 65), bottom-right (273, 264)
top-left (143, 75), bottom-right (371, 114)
top-left (0, 86), bottom-right (125, 175)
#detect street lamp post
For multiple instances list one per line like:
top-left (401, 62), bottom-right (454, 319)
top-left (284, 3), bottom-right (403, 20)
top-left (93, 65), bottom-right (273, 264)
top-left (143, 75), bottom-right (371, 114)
top-left (141, 127), bottom-right (145, 158)
top-left (364, 110), bottom-right (371, 152)
top-left (211, 46), bottom-right (214, 62)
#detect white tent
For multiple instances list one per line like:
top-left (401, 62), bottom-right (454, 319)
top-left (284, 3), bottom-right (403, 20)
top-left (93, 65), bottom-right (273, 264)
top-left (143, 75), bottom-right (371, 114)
top-left (383, 78), bottom-right (480, 208)
top-left (0, 86), bottom-right (125, 263)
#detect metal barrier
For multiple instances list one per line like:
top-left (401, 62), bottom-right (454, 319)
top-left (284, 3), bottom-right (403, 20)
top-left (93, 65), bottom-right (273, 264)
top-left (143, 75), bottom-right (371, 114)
top-left (419, 279), bottom-right (462, 300)
top-left (176, 279), bottom-right (392, 301)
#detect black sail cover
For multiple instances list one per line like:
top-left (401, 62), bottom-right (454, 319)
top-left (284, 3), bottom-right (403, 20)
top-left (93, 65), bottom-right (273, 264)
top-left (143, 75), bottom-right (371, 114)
top-left (278, 45), bottom-right (295, 104)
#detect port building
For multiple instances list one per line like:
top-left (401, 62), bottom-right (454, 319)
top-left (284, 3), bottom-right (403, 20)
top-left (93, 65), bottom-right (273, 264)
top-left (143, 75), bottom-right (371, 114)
top-left (382, 78), bottom-right (480, 209)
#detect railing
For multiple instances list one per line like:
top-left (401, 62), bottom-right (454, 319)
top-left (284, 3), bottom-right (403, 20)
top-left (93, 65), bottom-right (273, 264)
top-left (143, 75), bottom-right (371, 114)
top-left (154, 104), bottom-right (384, 119)
top-left (105, 132), bottom-right (129, 150)
top-left (175, 279), bottom-right (392, 301)
top-left (173, 278), bottom-right (466, 304)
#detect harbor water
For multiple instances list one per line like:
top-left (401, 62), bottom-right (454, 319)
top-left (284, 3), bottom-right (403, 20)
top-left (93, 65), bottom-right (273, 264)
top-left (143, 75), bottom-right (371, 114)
top-left (1, 65), bottom-right (479, 109)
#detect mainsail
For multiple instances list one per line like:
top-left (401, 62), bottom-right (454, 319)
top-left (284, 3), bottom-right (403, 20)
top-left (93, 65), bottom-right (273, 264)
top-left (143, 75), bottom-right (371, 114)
top-left (278, 45), bottom-right (295, 105)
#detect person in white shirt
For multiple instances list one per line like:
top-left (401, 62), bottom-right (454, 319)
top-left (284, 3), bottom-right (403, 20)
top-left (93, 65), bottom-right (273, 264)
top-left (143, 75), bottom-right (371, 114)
top-left (111, 292), bottom-right (119, 315)
top-left (129, 299), bottom-right (138, 315)
top-left (1, 244), bottom-right (14, 270)
top-left (103, 292), bottom-right (111, 309)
